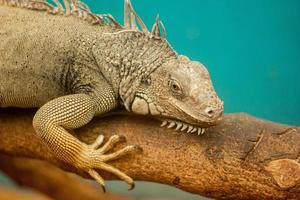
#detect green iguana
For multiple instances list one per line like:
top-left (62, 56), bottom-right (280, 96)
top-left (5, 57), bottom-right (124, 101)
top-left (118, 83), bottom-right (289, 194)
top-left (0, 0), bottom-right (224, 190)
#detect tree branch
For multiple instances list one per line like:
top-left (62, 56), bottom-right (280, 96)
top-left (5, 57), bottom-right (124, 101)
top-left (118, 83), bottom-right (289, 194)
top-left (0, 186), bottom-right (51, 200)
top-left (0, 109), bottom-right (299, 199)
top-left (0, 154), bottom-right (131, 200)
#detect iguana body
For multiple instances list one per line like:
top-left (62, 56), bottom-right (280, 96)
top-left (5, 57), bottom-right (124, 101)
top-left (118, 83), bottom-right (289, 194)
top-left (0, 0), bottom-right (224, 190)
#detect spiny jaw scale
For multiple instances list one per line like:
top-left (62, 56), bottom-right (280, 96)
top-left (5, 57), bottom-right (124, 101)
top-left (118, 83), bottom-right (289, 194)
top-left (160, 119), bottom-right (206, 135)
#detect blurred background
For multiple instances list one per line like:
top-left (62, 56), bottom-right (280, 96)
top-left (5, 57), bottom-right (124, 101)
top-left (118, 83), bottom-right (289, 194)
top-left (85, 0), bottom-right (300, 126)
top-left (1, 0), bottom-right (300, 199)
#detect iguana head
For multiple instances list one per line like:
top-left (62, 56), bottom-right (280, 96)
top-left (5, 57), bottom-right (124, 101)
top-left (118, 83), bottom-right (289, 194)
top-left (131, 55), bottom-right (224, 134)
top-left (115, 0), bottom-right (223, 134)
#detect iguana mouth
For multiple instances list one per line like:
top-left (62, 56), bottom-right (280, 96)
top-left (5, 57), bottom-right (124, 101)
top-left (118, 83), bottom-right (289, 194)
top-left (159, 119), bottom-right (207, 135)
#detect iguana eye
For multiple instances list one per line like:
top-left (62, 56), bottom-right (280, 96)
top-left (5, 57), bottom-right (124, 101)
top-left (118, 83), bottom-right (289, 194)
top-left (169, 79), bottom-right (183, 96)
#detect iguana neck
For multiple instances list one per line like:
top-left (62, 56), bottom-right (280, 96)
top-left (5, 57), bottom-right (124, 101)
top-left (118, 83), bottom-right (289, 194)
top-left (92, 31), bottom-right (177, 110)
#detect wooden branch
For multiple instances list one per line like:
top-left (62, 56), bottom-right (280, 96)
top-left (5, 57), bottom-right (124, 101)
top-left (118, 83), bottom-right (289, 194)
top-left (0, 154), bottom-right (131, 200)
top-left (0, 186), bottom-right (51, 200)
top-left (0, 108), bottom-right (299, 199)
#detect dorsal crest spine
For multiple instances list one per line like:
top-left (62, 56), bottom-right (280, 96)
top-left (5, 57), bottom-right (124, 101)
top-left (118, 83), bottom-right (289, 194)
top-left (0, 0), bottom-right (167, 38)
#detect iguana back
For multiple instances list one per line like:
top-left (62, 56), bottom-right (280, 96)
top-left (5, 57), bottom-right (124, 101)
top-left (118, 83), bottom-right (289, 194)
top-left (0, 5), bottom-right (115, 107)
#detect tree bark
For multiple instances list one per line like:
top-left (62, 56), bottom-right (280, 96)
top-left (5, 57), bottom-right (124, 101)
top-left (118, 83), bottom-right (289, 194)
top-left (0, 154), bottom-right (132, 200)
top-left (0, 186), bottom-right (52, 200)
top-left (0, 108), bottom-right (299, 199)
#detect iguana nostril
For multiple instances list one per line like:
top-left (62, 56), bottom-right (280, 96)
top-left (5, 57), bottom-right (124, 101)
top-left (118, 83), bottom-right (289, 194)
top-left (205, 107), bottom-right (214, 116)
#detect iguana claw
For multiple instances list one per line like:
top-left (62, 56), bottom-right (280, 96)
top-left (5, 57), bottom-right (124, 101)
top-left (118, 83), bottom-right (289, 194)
top-left (84, 135), bottom-right (139, 191)
top-left (101, 185), bottom-right (106, 193)
top-left (128, 182), bottom-right (135, 190)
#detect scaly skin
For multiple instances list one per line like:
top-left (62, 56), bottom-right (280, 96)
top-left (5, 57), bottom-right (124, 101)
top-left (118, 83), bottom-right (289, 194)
top-left (0, 0), bottom-right (224, 190)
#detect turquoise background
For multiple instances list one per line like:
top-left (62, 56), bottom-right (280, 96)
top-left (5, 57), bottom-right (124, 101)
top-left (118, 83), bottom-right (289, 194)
top-left (86, 0), bottom-right (300, 125)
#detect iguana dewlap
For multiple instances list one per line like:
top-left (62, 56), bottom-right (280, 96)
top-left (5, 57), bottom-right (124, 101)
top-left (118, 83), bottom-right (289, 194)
top-left (0, 0), bottom-right (224, 190)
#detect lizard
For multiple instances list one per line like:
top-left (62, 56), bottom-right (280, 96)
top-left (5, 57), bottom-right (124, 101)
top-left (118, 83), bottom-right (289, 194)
top-left (0, 0), bottom-right (224, 191)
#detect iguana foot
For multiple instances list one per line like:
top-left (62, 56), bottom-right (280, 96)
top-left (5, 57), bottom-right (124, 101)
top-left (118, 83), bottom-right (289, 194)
top-left (78, 135), bottom-right (141, 191)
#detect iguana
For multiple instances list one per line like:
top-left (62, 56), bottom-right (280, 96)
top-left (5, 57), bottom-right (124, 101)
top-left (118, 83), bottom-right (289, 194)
top-left (0, 0), bottom-right (224, 190)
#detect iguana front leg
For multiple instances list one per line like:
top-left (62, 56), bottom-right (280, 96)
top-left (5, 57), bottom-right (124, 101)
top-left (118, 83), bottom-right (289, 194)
top-left (32, 92), bottom-right (137, 190)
